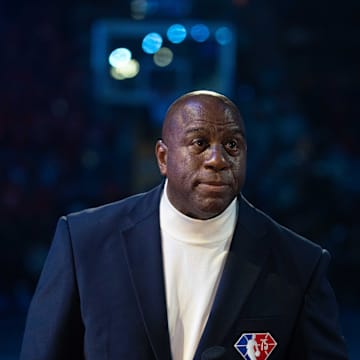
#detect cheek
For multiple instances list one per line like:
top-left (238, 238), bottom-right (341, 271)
top-left (232, 158), bottom-right (247, 184)
top-left (167, 153), bottom-right (197, 181)
top-left (172, 151), bottom-right (199, 169)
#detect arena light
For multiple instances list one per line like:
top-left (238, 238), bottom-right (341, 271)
top-left (153, 47), bottom-right (173, 67)
top-left (108, 48), bottom-right (132, 67)
top-left (130, 0), bottom-right (147, 20)
top-left (190, 24), bottom-right (210, 42)
top-left (142, 32), bottom-right (163, 54)
top-left (110, 59), bottom-right (140, 80)
top-left (167, 24), bottom-right (187, 44)
top-left (215, 26), bottom-right (233, 45)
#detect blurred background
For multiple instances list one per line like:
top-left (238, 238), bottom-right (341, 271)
top-left (0, 0), bottom-right (359, 358)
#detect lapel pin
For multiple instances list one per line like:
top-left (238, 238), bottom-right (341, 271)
top-left (234, 332), bottom-right (277, 360)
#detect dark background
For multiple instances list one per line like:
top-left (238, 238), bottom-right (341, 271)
top-left (0, 0), bottom-right (359, 358)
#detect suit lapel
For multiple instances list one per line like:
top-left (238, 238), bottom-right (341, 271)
top-left (194, 195), bottom-right (270, 358)
top-left (121, 185), bottom-right (172, 360)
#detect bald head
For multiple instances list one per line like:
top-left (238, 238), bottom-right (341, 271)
top-left (161, 90), bottom-right (245, 143)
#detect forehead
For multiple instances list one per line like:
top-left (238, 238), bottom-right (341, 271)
top-left (171, 96), bottom-right (244, 132)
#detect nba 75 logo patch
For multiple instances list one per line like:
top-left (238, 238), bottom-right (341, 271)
top-left (234, 332), bottom-right (277, 360)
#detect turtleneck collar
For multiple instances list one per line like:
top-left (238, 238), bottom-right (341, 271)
top-left (160, 180), bottom-right (238, 246)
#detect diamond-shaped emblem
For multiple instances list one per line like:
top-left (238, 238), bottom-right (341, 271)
top-left (234, 332), bottom-right (277, 360)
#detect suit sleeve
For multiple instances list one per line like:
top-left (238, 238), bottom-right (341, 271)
top-left (20, 217), bottom-right (84, 360)
top-left (287, 249), bottom-right (349, 359)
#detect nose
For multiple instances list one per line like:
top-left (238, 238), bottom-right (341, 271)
top-left (204, 144), bottom-right (230, 171)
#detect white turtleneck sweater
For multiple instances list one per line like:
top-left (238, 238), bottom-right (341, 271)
top-left (160, 181), bottom-right (237, 360)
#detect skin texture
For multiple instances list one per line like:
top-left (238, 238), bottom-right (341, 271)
top-left (155, 90), bottom-right (247, 220)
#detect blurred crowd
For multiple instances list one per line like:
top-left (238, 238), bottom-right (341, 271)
top-left (0, 0), bottom-right (359, 357)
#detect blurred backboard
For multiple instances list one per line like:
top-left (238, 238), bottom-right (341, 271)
top-left (91, 20), bottom-right (237, 106)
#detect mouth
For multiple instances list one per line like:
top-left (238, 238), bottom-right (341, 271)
top-left (202, 181), bottom-right (227, 186)
top-left (197, 181), bottom-right (230, 193)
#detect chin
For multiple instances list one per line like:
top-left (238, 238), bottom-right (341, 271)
top-left (195, 200), bottom-right (229, 219)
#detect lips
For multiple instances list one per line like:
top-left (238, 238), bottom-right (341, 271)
top-left (203, 181), bottom-right (227, 186)
top-left (197, 181), bottom-right (230, 193)
top-left (197, 179), bottom-right (229, 186)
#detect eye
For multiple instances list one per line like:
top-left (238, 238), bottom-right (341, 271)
top-left (192, 138), bottom-right (207, 148)
top-left (226, 140), bottom-right (238, 149)
top-left (228, 140), bottom-right (238, 149)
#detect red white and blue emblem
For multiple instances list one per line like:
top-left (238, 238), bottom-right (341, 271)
top-left (234, 332), bottom-right (277, 360)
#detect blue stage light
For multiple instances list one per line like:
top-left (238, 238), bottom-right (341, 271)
top-left (167, 24), bottom-right (187, 44)
top-left (190, 24), bottom-right (210, 42)
top-left (142, 32), bottom-right (163, 54)
top-left (215, 26), bottom-right (233, 45)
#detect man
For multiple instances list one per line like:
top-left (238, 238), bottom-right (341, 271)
top-left (20, 90), bottom-right (348, 359)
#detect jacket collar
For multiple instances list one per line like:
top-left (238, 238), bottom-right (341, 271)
top-left (120, 183), bottom-right (171, 360)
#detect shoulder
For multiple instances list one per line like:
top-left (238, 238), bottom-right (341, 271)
top-left (240, 195), bottom-right (323, 252)
top-left (64, 184), bottom-right (163, 237)
top-left (239, 195), bottom-right (328, 287)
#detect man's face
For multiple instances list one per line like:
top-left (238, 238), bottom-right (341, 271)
top-left (156, 94), bottom-right (247, 219)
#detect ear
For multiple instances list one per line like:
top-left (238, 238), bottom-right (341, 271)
top-left (155, 139), bottom-right (168, 176)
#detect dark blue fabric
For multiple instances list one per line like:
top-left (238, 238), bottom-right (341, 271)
top-left (20, 184), bottom-right (348, 359)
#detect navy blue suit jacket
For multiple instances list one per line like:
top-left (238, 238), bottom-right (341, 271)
top-left (20, 184), bottom-right (348, 359)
